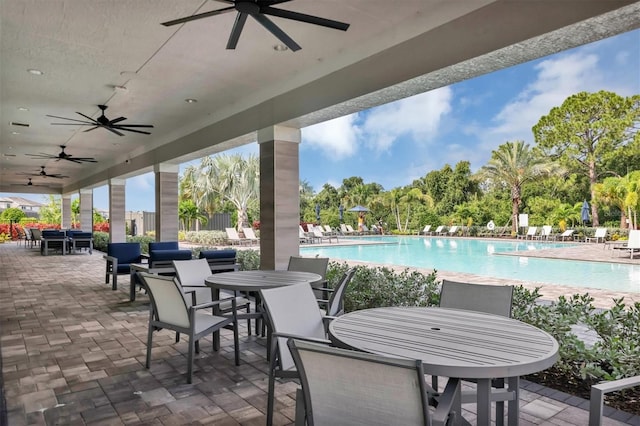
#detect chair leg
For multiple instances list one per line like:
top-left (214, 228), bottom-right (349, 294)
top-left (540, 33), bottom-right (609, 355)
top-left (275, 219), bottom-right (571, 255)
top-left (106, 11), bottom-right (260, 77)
top-left (246, 304), bottom-right (252, 336)
top-left (195, 339), bottom-right (200, 354)
top-left (187, 335), bottom-right (195, 384)
top-left (266, 340), bottom-right (278, 426)
top-left (294, 388), bottom-right (306, 426)
top-left (175, 332), bottom-right (180, 343)
top-left (233, 316), bottom-right (240, 366)
top-left (145, 324), bottom-right (154, 369)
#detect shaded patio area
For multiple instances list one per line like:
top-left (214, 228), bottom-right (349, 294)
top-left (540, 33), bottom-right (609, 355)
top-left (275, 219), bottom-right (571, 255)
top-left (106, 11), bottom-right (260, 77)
top-left (1, 241), bottom-right (638, 425)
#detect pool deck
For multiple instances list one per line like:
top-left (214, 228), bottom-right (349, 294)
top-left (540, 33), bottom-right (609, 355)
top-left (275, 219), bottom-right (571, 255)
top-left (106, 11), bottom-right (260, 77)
top-left (2, 240), bottom-right (640, 425)
top-left (301, 235), bottom-right (640, 309)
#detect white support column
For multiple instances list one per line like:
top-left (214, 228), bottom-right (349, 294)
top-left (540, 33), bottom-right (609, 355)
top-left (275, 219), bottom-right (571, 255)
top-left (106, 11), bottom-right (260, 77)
top-left (154, 163), bottom-right (179, 242)
top-left (61, 194), bottom-right (72, 229)
top-left (258, 125), bottom-right (301, 270)
top-left (109, 179), bottom-right (126, 243)
top-left (79, 189), bottom-right (93, 232)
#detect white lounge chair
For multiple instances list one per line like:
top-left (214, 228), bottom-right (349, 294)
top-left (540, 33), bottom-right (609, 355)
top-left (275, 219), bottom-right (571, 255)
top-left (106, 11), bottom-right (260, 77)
top-left (433, 225), bottom-right (445, 236)
top-left (225, 227), bottom-right (250, 245)
top-left (417, 225), bottom-right (431, 235)
top-left (346, 224), bottom-right (358, 235)
top-left (517, 226), bottom-right (538, 240)
top-left (585, 227), bottom-right (607, 243)
top-left (555, 229), bottom-right (575, 241)
top-left (242, 227), bottom-right (259, 245)
top-left (614, 230), bottom-right (640, 259)
top-left (535, 225), bottom-right (553, 240)
top-left (448, 225), bottom-right (459, 236)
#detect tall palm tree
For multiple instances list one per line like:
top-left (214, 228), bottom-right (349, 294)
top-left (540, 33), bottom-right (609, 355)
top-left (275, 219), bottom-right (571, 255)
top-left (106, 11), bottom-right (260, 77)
top-left (478, 140), bottom-right (562, 233)
top-left (200, 154), bottom-right (260, 230)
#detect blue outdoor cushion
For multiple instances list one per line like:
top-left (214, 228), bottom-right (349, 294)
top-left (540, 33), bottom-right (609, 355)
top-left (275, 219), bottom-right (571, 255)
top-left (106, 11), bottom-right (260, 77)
top-left (149, 249), bottom-right (192, 263)
top-left (107, 243), bottom-right (142, 273)
top-left (69, 232), bottom-right (93, 239)
top-left (148, 241), bottom-right (179, 252)
top-left (199, 250), bottom-right (237, 261)
top-left (42, 230), bottom-right (65, 238)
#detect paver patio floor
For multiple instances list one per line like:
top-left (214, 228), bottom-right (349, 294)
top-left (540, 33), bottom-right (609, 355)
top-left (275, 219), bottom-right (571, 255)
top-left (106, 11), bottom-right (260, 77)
top-left (1, 240), bottom-right (638, 425)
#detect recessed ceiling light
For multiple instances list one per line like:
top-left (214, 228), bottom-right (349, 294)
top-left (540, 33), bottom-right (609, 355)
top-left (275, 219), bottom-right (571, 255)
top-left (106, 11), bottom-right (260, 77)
top-left (27, 68), bottom-right (43, 75)
top-left (18, 107), bottom-right (30, 111)
top-left (273, 44), bottom-right (288, 52)
top-left (185, 98), bottom-right (198, 104)
top-left (11, 131), bottom-right (20, 135)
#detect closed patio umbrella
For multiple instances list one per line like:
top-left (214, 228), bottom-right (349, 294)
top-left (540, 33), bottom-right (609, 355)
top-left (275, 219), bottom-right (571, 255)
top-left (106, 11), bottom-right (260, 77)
top-left (348, 205), bottom-right (370, 212)
top-left (339, 204), bottom-right (344, 222)
top-left (581, 200), bottom-right (590, 224)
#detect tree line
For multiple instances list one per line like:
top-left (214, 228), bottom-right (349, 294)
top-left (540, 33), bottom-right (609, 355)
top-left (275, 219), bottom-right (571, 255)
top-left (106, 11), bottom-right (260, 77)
top-left (177, 91), bottom-right (639, 234)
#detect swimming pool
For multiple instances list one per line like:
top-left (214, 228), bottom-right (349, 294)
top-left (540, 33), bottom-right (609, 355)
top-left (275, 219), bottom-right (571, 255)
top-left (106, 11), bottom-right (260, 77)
top-left (300, 236), bottom-right (640, 293)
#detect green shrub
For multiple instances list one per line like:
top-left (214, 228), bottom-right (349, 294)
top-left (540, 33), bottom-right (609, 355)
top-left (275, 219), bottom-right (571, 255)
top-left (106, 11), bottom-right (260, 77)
top-left (127, 235), bottom-right (155, 254)
top-left (92, 231), bottom-right (109, 252)
top-left (237, 249), bottom-right (261, 270)
top-left (183, 230), bottom-right (228, 246)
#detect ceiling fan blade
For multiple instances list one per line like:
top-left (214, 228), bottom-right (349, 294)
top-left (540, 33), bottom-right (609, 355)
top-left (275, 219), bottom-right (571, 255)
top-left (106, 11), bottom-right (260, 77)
top-left (103, 126), bottom-right (126, 136)
top-left (262, 6), bottom-right (350, 31)
top-left (64, 158), bottom-right (85, 164)
top-left (71, 157), bottom-right (98, 163)
top-left (227, 12), bottom-right (248, 49)
top-left (25, 153), bottom-right (56, 159)
top-left (46, 114), bottom-right (93, 124)
top-left (112, 124), bottom-right (154, 128)
top-left (161, 6), bottom-right (235, 26)
top-left (83, 126), bottom-right (100, 132)
top-left (109, 117), bottom-right (127, 124)
top-left (113, 127), bottom-right (152, 135)
top-left (51, 123), bottom-right (95, 126)
top-left (76, 112), bottom-right (100, 124)
top-left (265, 0), bottom-right (295, 5)
top-left (252, 14), bottom-right (301, 51)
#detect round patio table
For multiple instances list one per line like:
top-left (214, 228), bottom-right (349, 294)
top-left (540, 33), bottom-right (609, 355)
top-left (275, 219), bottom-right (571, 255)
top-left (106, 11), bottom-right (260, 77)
top-left (328, 306), bottom-right (559, 426)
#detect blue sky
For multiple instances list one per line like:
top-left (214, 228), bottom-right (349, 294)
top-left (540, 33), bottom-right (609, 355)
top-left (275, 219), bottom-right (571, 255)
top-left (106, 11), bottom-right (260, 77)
top-left (4, 29), bottom-right (639, 212)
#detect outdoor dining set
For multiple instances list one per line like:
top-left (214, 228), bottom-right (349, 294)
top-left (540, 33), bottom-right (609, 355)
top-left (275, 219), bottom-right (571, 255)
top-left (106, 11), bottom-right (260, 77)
top-left (97, 239), bottom-right (585, 425)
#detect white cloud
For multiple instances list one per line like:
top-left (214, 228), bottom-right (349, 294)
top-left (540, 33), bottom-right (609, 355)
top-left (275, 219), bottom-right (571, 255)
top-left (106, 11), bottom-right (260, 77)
top-left (301, 115), bottom-right (360, 159)
top-left (488, 52), bottom-right (602, 143)
top-left (361, 87), bottom-right (453, 153)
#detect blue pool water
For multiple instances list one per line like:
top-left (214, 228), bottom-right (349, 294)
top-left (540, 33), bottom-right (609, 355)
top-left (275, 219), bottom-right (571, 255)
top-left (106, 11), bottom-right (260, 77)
top-left (300, 236), bottom-right (640, 293)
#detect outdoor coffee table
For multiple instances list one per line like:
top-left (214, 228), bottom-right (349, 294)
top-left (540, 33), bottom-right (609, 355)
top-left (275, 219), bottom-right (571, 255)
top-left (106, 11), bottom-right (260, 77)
top-left (328, 306), bottom-right (559, 426)
top-left (205, 270), bottom-right (321, 349)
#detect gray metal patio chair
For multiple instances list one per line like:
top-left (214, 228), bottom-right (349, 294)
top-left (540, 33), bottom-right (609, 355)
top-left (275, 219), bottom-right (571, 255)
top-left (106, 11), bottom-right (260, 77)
top-left (138, 273), bottom-right (239, 384)
top-left (172, 258), bottom-right (253, 332)
top-left (436, 279), bottom-right (514, 424)
top-left (260, 283), bottom-right (334, 426)
top-left (317, 268), bottom-right (356, 317)
top-left (287, 255), bottom-right (329, 299)
top-left (287, 339), bottom-right (461, 426)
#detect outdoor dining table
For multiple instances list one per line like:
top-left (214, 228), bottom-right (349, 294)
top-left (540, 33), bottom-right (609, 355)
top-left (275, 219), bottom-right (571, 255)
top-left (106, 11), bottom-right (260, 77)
top-left (328, 306), bottom-right (559, 426)
top-left (205, 270), bottom-right (322, 350)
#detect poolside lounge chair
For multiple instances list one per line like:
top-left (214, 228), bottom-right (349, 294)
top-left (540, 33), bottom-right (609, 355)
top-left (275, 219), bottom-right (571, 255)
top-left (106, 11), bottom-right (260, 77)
top-left (312, 226), bottom-right (338, 243)
top-left (517, 226), bottom-right (538, 240)
top-left (346, 224), bottom-right (358, 235)
top-left (225, 227), bottom-right (250, 245)
top-left (613, 230), bottom-right (640, 259)
top-left (433, 225), bottom-right (445, 236)
top-left (585, 227), bottom-right (607, 244)
top-left (242, 227), bottom-right (259, 245)
top-left (535, 225), bottom-right (553, 241)
top-left (417, 225), bottom-right (431, 235)
top-left (323, 225), bottom-right (339, 236)
top-left (555, 229), bottom-right (575, 241)
top-left (340, 223), bottom-right (355, 235)
top-left (447, 225), bottom-right (459, 236)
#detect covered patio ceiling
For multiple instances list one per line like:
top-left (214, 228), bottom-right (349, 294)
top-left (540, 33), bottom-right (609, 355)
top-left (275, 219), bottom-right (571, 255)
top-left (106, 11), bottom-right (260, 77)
top-left (1, 0), bottom-right (639, 195)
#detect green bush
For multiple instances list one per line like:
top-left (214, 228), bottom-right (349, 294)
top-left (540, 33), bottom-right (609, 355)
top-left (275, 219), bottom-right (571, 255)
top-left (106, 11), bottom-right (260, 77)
top-left (92, 231), bottom-right (109, 252)
top-left (183, 230), bottom-right (228, 246)
top-left (237, 249), bottom-right (261, 270)
top-left (127, 235), bottom-right (155, 254)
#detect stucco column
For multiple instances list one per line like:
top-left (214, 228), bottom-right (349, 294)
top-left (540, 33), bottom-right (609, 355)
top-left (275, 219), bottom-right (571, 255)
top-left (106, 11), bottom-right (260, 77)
top-left (258, 125), bottom-right (301, 270)
top-left (109, 179), bottom-right (126, 243)
top-left (61, 194), bottom-right (72, 229)
top-left (79, 189), bottom-right (93, 232)
top-left (154, 163), bottom-right (179, 242)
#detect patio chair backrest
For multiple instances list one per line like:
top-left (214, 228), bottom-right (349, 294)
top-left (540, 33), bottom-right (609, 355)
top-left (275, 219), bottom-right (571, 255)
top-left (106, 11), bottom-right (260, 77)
top-left (527, 226), bottom-right (538, 236)
top-left (30, 228), bottom-right (42, 239)
top-left (260, 283), bottom-right (326, 371)
top-left (422, 225), bottom-right (431, 233)
top-left (149, 241), bottom-right (179, 251)
top-left (628, 230), bottom-right (640, 249)
top-left (340, 224), bottom-right (349, 233)
top-left (346, 225), bottom-right (355, 233)
top-left (440, 279), bottom-right (514, 317)
top-left (287, 256), bottom-right (329, 290)
top-left (542, 225), bottom-right (552, 236)
top-left (173, 258), bottom-right (213, 306)
top-left (327, 268), bottom-right (356, 317)
top-left (243, 227), bottom-right (258, 240)
top-left (107, 242), bottom-right (142, 266)
top-left (288, 339), bottom-right (430, 426)
top-left (226, 227), bottom-right (241, 240)
top-left (140, 273), bottom-right (190, 328)
top-left (449, 226), bottom-right (458, 233)
top-left (434, 225), bottom-right (443, 233)
top-left (594, 228), bottom-right (607, 238)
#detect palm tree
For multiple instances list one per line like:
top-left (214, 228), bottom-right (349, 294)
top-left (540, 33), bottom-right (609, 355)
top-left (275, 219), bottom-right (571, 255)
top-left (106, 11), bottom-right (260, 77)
top-left (477, 140), bottom-right (563, 233)
top-left (200, 153), bottom-right (260, 230)
top-left (178, 199), bottom-right (208, 231)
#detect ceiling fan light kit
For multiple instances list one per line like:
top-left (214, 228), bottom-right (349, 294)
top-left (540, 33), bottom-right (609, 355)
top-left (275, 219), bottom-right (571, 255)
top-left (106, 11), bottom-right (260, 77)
top-left (162, 0), bottom-right (349, 52)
